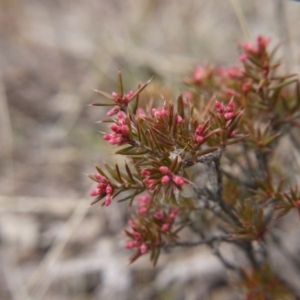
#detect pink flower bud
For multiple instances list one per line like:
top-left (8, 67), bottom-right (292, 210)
top-left (132, 232), bottom-right (141, 239)
top-left (126, 90), bottom-right (134, 99)
top-left (257, 35), bottom-right (270, 48)
top-left (110, 124), bottom-right (119, 132)
top-left (104, 195), bottom-right (112, 206)
top-left (128, 219), bottom-right (135, 227)
top-left (106, 185), bottom-right (113, 195)
top-left (196, 136), bottom-right (204, 143)
top-left (242, 42), bottom-right (256, 53)
top-left (296, 200), bottom-right (300, 207)
top-left (109, 137), bottom-right (124, 145)
top-left (137, 194), bottom-right (151, 204)
top-left (136, 108), bottom-right (145, 115)
top-left (106, 106), bottom-right (120, 117)
top-left (173, 175), bottom-right (185, 186)
top-left (155, 211), bottom-right (164, 220)
top-left (226, 101), bottom-right (234, 112)
top-left (239, 53), bottom-right (247, 62)
top-left (97, 182), bottom-right (107, 189)
top-left (140, 243), bottom-right (148, 254)
top-left (112, 92), bottom-right (119, 100)
top-left (161, 224), bottom-right (170, 231)
top-left (196, 125), bottom-right (203, 135)
top-left (177, 116), bottom-right (183, 124)
top-left (117, 112), bottom-right (125, 120)
top-left (90, 189), bottom-right (100, 196)
top-left (159, 166), bottom-right (170, 174)
top-left (224, 112), bottom-right (233, 120)
top-left (242, 82), bottom-right (251, 93)
top-left (170, 208), bottom-right (179, 219)
top-left (95, 173), bottom-right (104, 181)
top-left (193, 66), bottom-right (203, 83)
top-left (141, 169), bottom-right (151, 176)
top-left (161, 175), bottom-right (171, 184)
top-left (230, 130), bottom-right (237, 138)
top-left (120, 125), bottom-right (128, 134)
top-left (138, 207), bottom-right (148, 214)
top-left (125, 241), bottom-right (138, 249)
top-left (215, 101), bottom-right (224, 113)
top-left (103, 133), bottom-right (112, 141)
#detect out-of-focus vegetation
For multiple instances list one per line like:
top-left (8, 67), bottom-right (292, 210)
top-left (0, 1), bottom-right (300, 299)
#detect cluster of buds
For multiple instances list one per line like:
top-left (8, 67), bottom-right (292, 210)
top-left (141, 166), bottom-right (186, 190)
top-left (103, 112), bottom-right (129, 145)
top-left (159, 166), bottom-right (185, 186)
top-left (125, 197), bottom-right (180, 263)
top-left (239, 35), bottom-right (270, 62)
top-left (189, 66), bottom-right (215, 86)
top-left (219, 66), bottom-right (244, 80)
top-left (152, 107), bottom-right (183, 124)
top-left (137, 193), bottom-right (151, 214)
top-left (215, 100), bottom-right (235, 120)
top-left (125, 219), bottom-right (149, 255)
top-left (90, 173), bottom-right (114, 206)
top-left (194, 125), bottom-right (204, 143)
top-left (154, 208), bottom-right (179, 232)
top-left (106, 90), bottom-right (134, 116)
top-left (152, 107), bottom-right (168, 119)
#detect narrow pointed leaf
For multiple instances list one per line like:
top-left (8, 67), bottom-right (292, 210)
top-left (132, 85), bottom-right (140, 114)
top-left (269, 79), bottom-right (298, 90)
top-left (95, 89), bottom-right (114, 100)
top-left (91, 102), bottom-right (115, 106)
top-left (115, 164), bottom-right (124, 183)
top-left (104, 163), bottom-right (121, 183)
top-left (130, 77), bottom-right (153, 100)
top-left (95, 165), bottom-right (107, 177)
top-left (116, 145), bottom-right (135, 155)
top-left (177, 94), bottom-right (184, 118)
top-left (125, 162), bottom-right (135, 183)
top-left (118, 70), bottom-right (124, 97)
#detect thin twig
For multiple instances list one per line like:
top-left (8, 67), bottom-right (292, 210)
top-left (213, 159), bottom-right (241, 226)
top-left (211, 243), bottom-right (238, 271)
top-left (171, 235), bottom-right (229, 247)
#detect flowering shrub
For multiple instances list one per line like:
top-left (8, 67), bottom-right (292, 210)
top-left (89, 36), bottom-right (300, 299)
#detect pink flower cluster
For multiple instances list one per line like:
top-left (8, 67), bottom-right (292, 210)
top-left (193, 66), bottom-right (204, 84)
top-left (141, 166), bottom-right (186, 190)
top-left (103, 113), bottom-right (129, 145)
top-left (239, 35), bottom-right (270, 62)
top-left (140, 169), bottom-right (156, 190)
top-left (90, 173), bottom-right (113, 206)
top-left (106, 90), bottom-right (134, 117)
top-left (152, 107), bottom-right (168, 119)
top-left (125, 205), bottom-right (179, 255)
top-left (215, 100), bottom-right (235, 120)
top-left (125, 219), bottom-right (148, 254)
top-left (152, 107), bottom-right (183, 124)
top-left (137, 194), bottom-right (151, 214)
top-left (219, 66), bottom-right (243, 79)
top-left (194, 125), bottom-right (204, 143)
top-left (242, 79), bottom-right (253, 94)
top-left (155, 208), bottom-right (179, 232)
top-left (159, 166), bottom-right (185, 186)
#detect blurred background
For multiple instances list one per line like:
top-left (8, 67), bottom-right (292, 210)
top-left (1, 1), bottom-right (300, 299)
